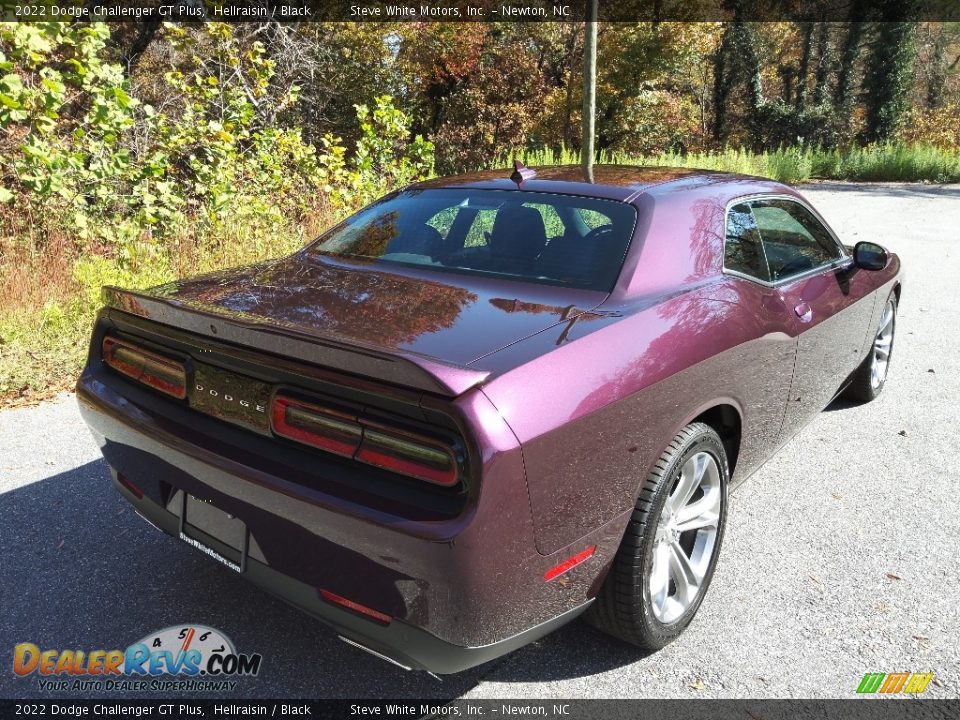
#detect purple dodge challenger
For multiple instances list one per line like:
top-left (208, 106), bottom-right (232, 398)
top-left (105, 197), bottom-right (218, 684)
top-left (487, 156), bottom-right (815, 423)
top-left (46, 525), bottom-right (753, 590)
top-left (78, 165), bottom-right (901, 673)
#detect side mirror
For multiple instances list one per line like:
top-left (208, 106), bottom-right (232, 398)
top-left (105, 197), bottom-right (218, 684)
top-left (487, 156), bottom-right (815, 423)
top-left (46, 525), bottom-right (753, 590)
top-left (853, 241), bottom-right (889, 271)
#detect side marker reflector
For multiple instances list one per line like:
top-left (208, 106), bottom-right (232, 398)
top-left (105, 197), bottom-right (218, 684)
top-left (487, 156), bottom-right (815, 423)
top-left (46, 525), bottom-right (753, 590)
top-left (319, 589), bottom-right (392, 625)
top-left (117, 473), bottom-right (144, 499)
top-left (544, 545), bottom-right (596, 582)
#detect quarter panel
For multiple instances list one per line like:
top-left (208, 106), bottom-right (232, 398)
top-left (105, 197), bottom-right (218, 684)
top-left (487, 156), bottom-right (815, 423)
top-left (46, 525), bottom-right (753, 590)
top-left (482, 284), bottom-right (797, 555)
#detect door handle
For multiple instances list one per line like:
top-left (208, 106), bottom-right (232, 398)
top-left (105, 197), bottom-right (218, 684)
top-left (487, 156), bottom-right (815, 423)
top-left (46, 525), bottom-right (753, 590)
top-left (795, 302), bottom-right (813, 323)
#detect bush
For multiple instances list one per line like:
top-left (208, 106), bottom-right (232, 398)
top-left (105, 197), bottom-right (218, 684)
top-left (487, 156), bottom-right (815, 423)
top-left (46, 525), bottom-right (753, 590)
top-left (897, 103), bottom-right (960, 149)
top-left (604, 89), bottom-right (701, 155)
top-left (0, 22), bottom-right (434, 402)
top-left (751, 101), bottom-right (851, 151)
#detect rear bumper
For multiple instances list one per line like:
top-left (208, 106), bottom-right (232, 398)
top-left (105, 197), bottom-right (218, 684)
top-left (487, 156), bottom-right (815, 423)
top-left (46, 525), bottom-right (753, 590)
top-left (118, 469), bottom-right (590, 673)
top-left (76, 365), bottom-right (612, 674)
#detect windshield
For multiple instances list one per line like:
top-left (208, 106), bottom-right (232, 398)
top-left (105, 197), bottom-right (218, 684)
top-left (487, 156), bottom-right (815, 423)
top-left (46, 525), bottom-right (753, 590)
top-left (307, 189), bottom-right (637, 292)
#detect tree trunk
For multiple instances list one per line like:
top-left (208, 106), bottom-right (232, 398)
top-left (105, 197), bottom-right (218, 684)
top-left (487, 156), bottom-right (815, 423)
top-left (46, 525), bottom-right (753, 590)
top-left (795, 22), bottom-right (814, 110)
top-left (781, 66), bottom-right (794, 106)
top-left (812, 22), bottom-right (831, 106)
top-left (712, 18), bottom-right (762, 142)
top-left (564, 24), bottom-right (580, 149)
top-left (581, 0), bottom-right (598, 182)
top-left (926, 27), bottom-right (947, 109)
top-left (833, 0), bottom-right (871, 116)
top-left (861, 21), bottom-right (917, 142)
top-left (742, 24), bottom-right (764, 120)
top-left (712, 24), bottom-right (732, 141)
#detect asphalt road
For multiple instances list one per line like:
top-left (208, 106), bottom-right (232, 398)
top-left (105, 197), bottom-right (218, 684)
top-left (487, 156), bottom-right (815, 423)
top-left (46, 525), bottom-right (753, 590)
top-left (1, 183), bottom-right (958, 700)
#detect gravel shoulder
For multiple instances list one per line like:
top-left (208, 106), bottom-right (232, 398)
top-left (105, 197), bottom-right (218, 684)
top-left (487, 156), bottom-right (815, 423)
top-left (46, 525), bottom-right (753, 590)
top-left (1, 183), bottom-right (958, 700)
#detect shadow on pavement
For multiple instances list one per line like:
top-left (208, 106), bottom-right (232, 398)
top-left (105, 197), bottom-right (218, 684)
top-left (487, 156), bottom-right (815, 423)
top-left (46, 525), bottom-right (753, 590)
top-left (822, 396), bottom-right (865, 413)
top-left (0, 461), bottom-right (643, 699)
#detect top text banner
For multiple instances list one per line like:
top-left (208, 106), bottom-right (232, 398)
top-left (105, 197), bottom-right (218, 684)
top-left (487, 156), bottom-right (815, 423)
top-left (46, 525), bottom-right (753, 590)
top-left (3, 0), bottom-right (960, 22)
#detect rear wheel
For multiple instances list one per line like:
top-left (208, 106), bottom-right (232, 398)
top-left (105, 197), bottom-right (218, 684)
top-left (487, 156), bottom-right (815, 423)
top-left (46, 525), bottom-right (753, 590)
top-left (844, 293), bottom-right (897, 402)
top-left (586, 422), bottom-right (728, 650)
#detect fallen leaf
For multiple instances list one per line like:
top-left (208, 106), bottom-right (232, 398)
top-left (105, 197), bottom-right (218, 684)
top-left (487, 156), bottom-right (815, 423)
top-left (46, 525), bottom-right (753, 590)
top-left (932, 678), bottom-right (943, 688)
top-left (831, 492), bottom-right (843, 500)
top-left (687, 678), bottom-right (706, 690)
top-left (56, 540), bottom-right (64, 550)
top-left (885, 572), bottom-right (902, 581)
top-left (809, 574), bottom-right (822, 585)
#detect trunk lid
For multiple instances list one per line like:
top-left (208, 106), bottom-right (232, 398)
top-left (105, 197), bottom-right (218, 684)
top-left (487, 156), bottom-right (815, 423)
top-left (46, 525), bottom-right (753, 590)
top-left (104, 254), bottom-right (604, 396)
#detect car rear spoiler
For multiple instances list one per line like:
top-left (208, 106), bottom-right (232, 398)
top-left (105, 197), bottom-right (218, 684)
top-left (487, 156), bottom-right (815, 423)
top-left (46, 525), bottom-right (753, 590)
top-left (101, 287), bottom-right (490, 397)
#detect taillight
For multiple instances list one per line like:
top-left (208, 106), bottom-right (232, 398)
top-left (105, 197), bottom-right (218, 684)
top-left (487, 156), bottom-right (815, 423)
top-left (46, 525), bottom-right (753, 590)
top-left (356, 425), bottom-right (457, 486)
top-left (271, 396), bottom-right (361, 458)
top-left (271, 394), bottom-right (459, 487)
top-left (102, 336), bottom-right (187, 400)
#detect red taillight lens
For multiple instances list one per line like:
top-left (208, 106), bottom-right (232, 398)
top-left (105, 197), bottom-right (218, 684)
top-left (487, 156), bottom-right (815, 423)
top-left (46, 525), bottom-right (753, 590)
top-left (356, 426), bottom-right (457, 487)
top-left (271, 394), bottom-right (459, 487)
top-left (271, 396), bottom-right (362, 458)
top-left (102, 336), bottom-right (187, 400)
top-left (318, 589), bottom-right (391, 625)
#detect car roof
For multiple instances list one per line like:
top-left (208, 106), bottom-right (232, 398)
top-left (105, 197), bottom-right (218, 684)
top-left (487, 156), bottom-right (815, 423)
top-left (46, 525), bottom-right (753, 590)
top-left (407, 164), bottom-right (790, 203)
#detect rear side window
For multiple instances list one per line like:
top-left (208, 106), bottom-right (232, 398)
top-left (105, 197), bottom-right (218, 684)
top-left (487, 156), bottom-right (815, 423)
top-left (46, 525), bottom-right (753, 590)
top-left (725, 203), bottom-right (771, 282)
top-left (309, 189), bottom-right (637, 291)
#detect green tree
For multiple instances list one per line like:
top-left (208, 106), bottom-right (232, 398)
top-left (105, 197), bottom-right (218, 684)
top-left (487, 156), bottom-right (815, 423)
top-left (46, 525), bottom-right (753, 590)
top-left (833, 1), bottom-right (871, 119)
top-left (861, 19), bottom-right (918, 142)
top-left (713, 18), bottom-right (764, 142)
top-left (0, 23), bottom-right (142, 224)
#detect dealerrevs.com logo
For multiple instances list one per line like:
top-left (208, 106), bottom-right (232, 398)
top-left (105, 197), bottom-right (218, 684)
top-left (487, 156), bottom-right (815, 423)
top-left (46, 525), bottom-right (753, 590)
top-left (12, 625), bottom-right (262, 692)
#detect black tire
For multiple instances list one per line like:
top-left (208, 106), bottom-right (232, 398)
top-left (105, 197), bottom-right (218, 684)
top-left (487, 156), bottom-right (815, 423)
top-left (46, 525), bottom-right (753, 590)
top-left (844, 292), bottom-right (897, 403)
top-left (585, 422), bottom-right (728, 650)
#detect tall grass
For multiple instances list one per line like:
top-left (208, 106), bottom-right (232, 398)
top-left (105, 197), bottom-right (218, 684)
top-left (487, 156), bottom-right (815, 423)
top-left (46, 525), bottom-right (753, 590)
top-left (0, 211), bottom-right (329, 405)
top-left (512, 143), bottom-right (960, 184)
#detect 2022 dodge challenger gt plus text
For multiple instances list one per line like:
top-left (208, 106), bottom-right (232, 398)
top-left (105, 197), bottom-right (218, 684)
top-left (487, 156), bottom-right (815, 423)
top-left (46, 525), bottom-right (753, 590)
top-left (77, 165), bottom-right (902, 673)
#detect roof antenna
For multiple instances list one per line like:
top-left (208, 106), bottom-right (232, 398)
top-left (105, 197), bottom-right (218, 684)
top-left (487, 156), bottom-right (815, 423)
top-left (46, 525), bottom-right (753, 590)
top-left (510, 160), bottom-right (536, 186)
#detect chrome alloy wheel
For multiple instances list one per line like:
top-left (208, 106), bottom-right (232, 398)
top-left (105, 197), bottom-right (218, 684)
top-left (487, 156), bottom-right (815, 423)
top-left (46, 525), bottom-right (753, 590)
top-left (871, 300), bottom-right (896, 389)
top-left (650, 451), bottom-right (722, 624)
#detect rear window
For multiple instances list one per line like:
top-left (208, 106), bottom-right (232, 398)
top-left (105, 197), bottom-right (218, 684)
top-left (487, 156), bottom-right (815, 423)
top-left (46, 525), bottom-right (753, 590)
top-left (308, 189), bottom-right (637, 291)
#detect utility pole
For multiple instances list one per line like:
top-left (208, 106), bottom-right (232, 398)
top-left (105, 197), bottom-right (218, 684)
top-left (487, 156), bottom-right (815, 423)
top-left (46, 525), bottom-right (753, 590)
top-left (581, 0), bottom-right (598, 182)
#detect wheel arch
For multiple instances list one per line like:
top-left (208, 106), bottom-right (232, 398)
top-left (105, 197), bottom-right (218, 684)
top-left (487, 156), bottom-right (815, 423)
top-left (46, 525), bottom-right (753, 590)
top-left (632, 399), bottom-right (744, 503)
top-left (687, 402), bottom-right (743, 479)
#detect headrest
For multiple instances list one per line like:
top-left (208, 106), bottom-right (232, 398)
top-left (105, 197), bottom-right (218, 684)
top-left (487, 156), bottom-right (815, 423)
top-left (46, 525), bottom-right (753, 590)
top-left (488, 206), bottom-right (547, 261)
